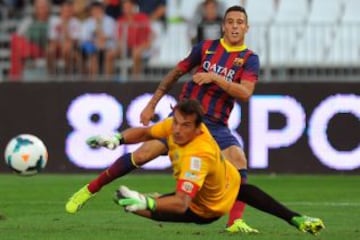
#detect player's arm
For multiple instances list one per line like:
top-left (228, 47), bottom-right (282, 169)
top-left (140, 67), bottom-right (185, 126)
top-left (115, 185), bottom-right (193, 219)
top-left (216, 75), bottom-right (255, 102)
top-left (193, 54), bottom-right (259, 102)
top-left (87, 118), bottom-right (172, 149)
top-left (140, 42), bottom-right (204, 126)
top-left (120, 127), bottom-right (153, 144)
top-left (147, 175), bottom-right (203, 215)
top-left (209, 73), bottom-right (255, 102)
top-left (115, 180), bottom-right (199, 219)
top-left (192, 72), bottom-right (256, 102)
top-left (153, 190), bottom-right (192, 214)
top-left (86, 127), bottom-right (153, 149)
top-left (144, 67), bottom-right (184, 110)
top-left (116, 153), bottom-right (209, 218)
top-left (144, 190), bottom-right (193, 217)
top-left (119, 116), bottom-right (171, 144)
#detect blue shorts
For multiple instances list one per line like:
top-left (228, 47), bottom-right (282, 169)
top-left (80, 41), bottom-right (97, 55)
top-left (203, 117), bottom-right (242, 150)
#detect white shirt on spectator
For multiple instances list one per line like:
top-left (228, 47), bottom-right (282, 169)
top-left (80, 15), bottom-right (117, 50)
top-left (48, 16), bottom-right (82, 41)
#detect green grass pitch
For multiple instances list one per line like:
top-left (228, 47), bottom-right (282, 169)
top-left (0, 173), bottom-right (359, 240)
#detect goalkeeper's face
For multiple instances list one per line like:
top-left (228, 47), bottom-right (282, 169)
top-left (171, 111), bottom-right (202, 146)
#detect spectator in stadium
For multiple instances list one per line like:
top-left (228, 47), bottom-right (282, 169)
top-left (112, 99), bottom-right (324, 235)
top-left (105, 0), bottom-right (153, 80)
top-left (51, 0), bottom-right (65, 5)
top-left (135, 0), bottom-right (166, 71)
top-left (191, 0), bottom-right (223, 44)
top-left (79, 0), bottom-right (117, 80)
top-left (47, 0), bottom-right (82, 75)
top-left (72, 0), bottom-right (89, 21)
top-left (1, 0), bottom-right (25, 19)
top-left (66, 5), bottom-right (258, 233)
top-left (9, 0), bottom-right (50, 80)
top-left (103, 0), bottom-right (121, 19)
top-left (136, 0), bottom-right (166, 25)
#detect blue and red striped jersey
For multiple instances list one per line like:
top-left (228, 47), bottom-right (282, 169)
top-left (177, 38), bottom-right (260, 125)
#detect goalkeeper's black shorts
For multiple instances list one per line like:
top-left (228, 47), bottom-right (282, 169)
top-left (151, 208), bottom-right (220, 224)
top-left (150, 192), bottom-right (220, 224)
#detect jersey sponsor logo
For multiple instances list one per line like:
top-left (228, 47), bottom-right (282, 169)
top-left (181, 181), bottom-right (194, 193)
top-left (190, 157), bottom-right (201, 171)
top-left (205, 50), bottom-right (215, 55)
top-left (202, 61), bottom-right (235, 81)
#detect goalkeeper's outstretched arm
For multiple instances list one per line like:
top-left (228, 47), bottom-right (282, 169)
top-left (121, 127), bottom-right (154, 144)
top-left (86, 126), bottom-right (154, 150)
top-left (116, 185), bottom-right (192, 219)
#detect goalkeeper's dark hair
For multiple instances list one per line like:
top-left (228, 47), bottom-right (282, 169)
top-left (172, 99), bottom-right (204, 127)
top-left (224, 5), bottom-right (248, 23)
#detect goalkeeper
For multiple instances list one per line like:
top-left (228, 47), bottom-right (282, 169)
top-left (70, 99), bottom-right (325, 235)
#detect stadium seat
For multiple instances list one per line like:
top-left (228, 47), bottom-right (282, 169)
top-left (148, 22), bottom-right (191, 68)
top-left (328, 26), bottom-right (360, 66)
top-left (245, 24), bottom-right (270, 65)
top-left (342, 0), bottom-right (360, 23)
top-left (164, 0), bottom-right (179, 22)
top-left (165, 0), bottom-right (203, 23)
top-left (245, 0), bottom-right (275, 24)
top-left (268, 0), bottom-right (308, 66)
top-left (273, 0), bottom-right (309, 24)
top-left (268, 24), bottom-right (304, 66)
top-left (178, 0), bottom-right (204, 22)
top-left (23, 58), bottom-right (48, 82)
top-left (328, 0), bottom-right (360, 66)
top-left (218, 0), bottom-right (244, 11)
top-left (245, 0), bottom-right (276, 65)
top-left (294, 0), bottom-right (342, 66)
top-left (294, 25), bottom-right (337, 66)
top-left (149, 0), bottom-right (194, 68)
top-left (307, 0), bottom-right (343, 23)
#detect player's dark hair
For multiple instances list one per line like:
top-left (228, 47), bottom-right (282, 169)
top-left (203, 0), bottom-right (218, 7)
top-left (121, 0), bottom-right (135, 4)
top-left (62, 0), bottom-right (73, 7)
top-left (89, 0), bottom-right (104, 9)
top-left (224, 5), bottom-right (248, 23)
top-left (173, 99), bottom-right (204, 127)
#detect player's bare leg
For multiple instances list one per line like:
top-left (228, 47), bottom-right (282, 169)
top-left (222, 145), bottom-right (247, 169)
top-left (65, 140), bottom-right (167, 214)
top-left (222, 145), bottom-right (258, 233)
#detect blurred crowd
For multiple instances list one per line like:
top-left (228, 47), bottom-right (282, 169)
top-left (1, 0), bottom-right (231, 81)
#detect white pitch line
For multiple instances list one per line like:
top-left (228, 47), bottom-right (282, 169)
top-left (1, 201), bottom-right (359, 207)
top-left (285, 202), bottom-right (360, 207)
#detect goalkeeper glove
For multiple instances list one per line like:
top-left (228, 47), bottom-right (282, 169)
top-left (114, 185), bottom-right (156, 212)
top-left (86, 132), bottom-right (123, 150)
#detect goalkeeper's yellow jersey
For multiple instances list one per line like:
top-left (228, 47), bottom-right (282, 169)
top-left (150, 117), bottom-right (240, 219)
